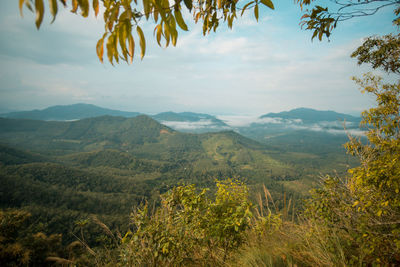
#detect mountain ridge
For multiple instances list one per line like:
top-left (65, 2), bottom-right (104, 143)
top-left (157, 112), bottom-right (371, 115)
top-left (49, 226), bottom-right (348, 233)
top-left (0, 103), bottom-right (141, 121)
top-left (260, 107), bottom-right (360, 123)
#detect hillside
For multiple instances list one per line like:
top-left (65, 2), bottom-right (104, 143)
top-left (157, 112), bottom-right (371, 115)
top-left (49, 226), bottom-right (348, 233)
top-left (0, 113), bottom-right (359, 262)
top-left (260, 107), bottom-right (360, 123)
top-left (151, 111), bottom-right (229, 133)
top-left (0, 103), bottom-right (140, 121)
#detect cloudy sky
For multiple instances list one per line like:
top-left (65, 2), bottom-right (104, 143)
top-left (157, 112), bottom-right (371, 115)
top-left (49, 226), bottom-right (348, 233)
top-left (0, 1), bottom-right (396, 116)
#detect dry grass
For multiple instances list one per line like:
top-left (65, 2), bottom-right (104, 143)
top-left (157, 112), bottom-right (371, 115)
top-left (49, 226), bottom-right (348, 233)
top-left (227, 185), bottom-right (348, 267)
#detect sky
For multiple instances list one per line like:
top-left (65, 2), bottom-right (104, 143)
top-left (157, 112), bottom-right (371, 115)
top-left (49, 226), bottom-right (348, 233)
top-left (0, 1), bottom-right (397, 116)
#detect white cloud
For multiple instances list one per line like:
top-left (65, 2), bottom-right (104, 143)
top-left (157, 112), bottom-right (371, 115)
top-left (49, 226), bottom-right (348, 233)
top-left (161, 119), bottom-right (230, 130)
top-left (288, 123), bottom-right (365, 136)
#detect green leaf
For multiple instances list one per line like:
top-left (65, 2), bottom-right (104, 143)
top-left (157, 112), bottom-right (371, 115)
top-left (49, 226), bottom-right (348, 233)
top-left (136, 26), bottom-right (146, 60)
top-left (174, 9), bottom-right (188, 31)
top-left (260, 0), bottom-right (274, 10)
top-left (34, 0), bottom-right (44, 29)
top-left (183, 0), bottom-right (192, 11)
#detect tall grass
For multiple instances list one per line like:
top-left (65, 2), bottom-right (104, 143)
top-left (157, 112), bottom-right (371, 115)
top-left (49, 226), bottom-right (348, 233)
top-left (228, 185), bottom-right (348, 267)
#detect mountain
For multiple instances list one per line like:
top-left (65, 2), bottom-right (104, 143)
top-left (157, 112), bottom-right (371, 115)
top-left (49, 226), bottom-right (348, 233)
top-left (152, 111), bottom-right (230, 133)
top-left (0, 103), bottom-right (140, 121)
top-left (0, 115), bottom-right (357, 247)
top-left (233, 108), bottom-right (364, 154)
top-left (260, 107), bottom-right (360, 123)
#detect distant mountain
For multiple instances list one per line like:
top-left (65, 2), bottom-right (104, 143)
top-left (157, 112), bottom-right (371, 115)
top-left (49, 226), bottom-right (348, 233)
top-left (0, 103), bottom-right (140, 121)
top-left (152, 111), bottom-right (230, 133)
top-left (260, 108), bottom-right (360, 123)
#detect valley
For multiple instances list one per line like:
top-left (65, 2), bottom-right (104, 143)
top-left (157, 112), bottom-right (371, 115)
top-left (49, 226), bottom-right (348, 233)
top-left (0, 106), bottom-right (359, 246)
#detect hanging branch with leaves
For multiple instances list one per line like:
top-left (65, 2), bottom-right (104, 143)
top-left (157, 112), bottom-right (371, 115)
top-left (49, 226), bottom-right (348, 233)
top-left (18, 0), bottom-right (275, 65)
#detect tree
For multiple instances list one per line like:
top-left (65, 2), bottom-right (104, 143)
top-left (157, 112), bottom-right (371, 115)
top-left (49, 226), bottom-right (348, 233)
top-left (18, 0), bottom-right (274, 64)
top-left (304, 29), bottom-right (400, 264)
top-left (297, 0), bottom-right (400, 40)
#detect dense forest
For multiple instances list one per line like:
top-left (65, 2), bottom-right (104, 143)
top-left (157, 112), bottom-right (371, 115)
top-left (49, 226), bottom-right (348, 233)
top-left (0, 110), bottom-right (360, 265)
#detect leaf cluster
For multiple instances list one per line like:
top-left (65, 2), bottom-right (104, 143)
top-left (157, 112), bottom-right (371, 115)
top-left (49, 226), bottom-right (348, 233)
top-left (297, 0), bottom-right (400, 41)
top-left (351, 34), bottom-right (400, 74)
top-left (19, 0), bottom-right (274, 65)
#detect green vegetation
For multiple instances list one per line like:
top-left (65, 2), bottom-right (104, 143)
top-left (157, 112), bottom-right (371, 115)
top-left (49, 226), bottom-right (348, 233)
top-left (4, 1), bottom-right (398, 266)
top-left (0, 103), bottom-right (140, 121)
top-left (0, 114), bottom-right (320, 250)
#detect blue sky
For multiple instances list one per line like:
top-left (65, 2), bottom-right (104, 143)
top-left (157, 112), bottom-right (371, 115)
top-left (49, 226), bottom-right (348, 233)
top-left (0, 1), bottom-right (396, 116)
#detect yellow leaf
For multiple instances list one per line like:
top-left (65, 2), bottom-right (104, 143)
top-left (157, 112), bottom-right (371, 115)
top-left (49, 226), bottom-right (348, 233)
top-left (260, 0), bottom-right (274, 10)
top-left (93, 0), bottom-right (99, 17)
top-left (254, 4), bottom-right (259, 22)
top-left (171, 30), bottom-right (178, 46)
top-left (96, 37), bottom-right (104, 63)
top-left (174, 9), bottom-right (188, 31)
top-left (142, 0), bottom-right (150, 19)
top-left (241, 1), bottom-right (254, 17)
top-left (119, 25), bottom-right (128, 62)
top-left (377, 209), bottom-right (382, 217)
top-left (71, 0), bottom-right (78, 13)
top-left (106, 35), bottom-right (114, 65)
top-left (163, 23), bottom-right (170, 47)
top-left (49, 0), bottom-right (58, 23)
top-left (19, 0), bottom-right (25, 17)
top-left (155, 24), bottom-right (162, 46)
top-left (136, 26), bottom-right (146, 59)
top-left (78, 0), bottom-right (89, 17)
top-left (35, 0), bottom-right (44, 29)
top-left (154, 10), bottom-right (159, 23)
top-left (128, 35), bottom-right (135, 64)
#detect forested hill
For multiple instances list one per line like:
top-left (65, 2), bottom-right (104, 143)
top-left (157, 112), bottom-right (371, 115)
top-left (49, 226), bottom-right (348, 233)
top-left (0, 103), bottom-right (140, 121)
top-left (260, 107), bottom-right (360, 123)
top-left (0, 113), bottom-right (358, 253)
top-left (0, 115), bottom-right (171, 152)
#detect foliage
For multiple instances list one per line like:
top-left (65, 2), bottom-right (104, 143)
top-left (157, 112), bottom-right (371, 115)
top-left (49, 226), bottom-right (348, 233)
top-left (19, 0), bottom-right (274, 64)
top-left (304, 39), bottom-right (400, 264)
top-left (120, 179), bottom-right (252, 266)
top-left (0, 209), bottom-right (64, 266)
top-left (297, 0), bottom-right (400, 40)
top-left (351, 33), bottom-right (400, 74)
